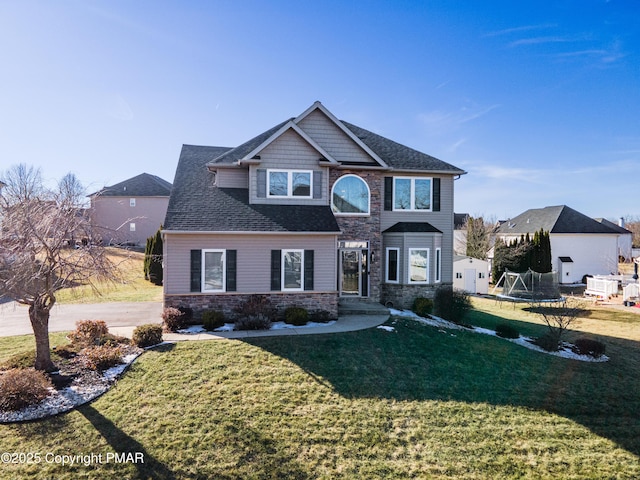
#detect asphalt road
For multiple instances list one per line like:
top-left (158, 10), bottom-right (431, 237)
top-left (0, 301), bottom-right (163, 337)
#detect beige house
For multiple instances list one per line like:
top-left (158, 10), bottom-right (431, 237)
top-left (162, 102), bottom-right (466, 318)
top-left (89, 173), bottom-right (172, 246)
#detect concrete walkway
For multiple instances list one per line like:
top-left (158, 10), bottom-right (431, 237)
top-left (0, 300), bottom-right (389, 340)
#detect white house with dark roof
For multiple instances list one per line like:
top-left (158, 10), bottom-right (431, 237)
top-left (493, 205), bottom-right (623, 284)
top-left (89, 173), bottom-right (172, 246)
top-left (162, 101), bottom-right (466, 318)
top-left (594, 218), bottom-right (633, 262)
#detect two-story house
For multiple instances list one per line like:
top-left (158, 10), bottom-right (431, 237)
top-left (89, 173), bottom-right (172, 247)
top-left (162, 102), bottom-right (466, 319)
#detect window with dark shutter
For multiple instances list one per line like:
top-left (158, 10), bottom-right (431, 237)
top-left (226, 250), bottom-right (237, 292)
top-left (433, 178), bottom-right (441, 212)
top-left (271, 250), bottom-right (281, 291)
top-left (304, 250), bottom-right (314, 290)
top-left (190, 250), bottom-right (202, 292)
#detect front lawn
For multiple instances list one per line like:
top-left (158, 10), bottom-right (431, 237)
top-left (54, 248), bottom-right (162, 304)
top-left (0, 303), bottom-right (639, 479)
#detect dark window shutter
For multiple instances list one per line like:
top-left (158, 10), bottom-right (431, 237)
top-left (226, 250), bottom-right (237, 292)
top-left (190, 250), bottom-right (202, 292)
top-left (313, 171), bottom-right (322, 199)
top-left (257, 169), bottom-right (267, 198)
top-left (384, 177), bottom-right (393, 211)
top-left (271, 250), bottom-right (281, 291)
top-left (304, 250), bottom-right (314, 290)
top-left (433, 178), bottom-right (441, 212)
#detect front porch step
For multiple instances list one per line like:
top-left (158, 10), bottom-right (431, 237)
top-left (338, 299), bottom-right (390, 316)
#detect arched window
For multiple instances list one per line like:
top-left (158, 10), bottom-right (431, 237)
top-left (331, 174), bottom-right (370, 215)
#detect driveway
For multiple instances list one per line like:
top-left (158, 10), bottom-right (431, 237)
top-left (0, 301), bottom-right (163, 337)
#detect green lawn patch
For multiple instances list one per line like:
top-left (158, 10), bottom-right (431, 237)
top-left (0, 314), bottom-right (639, 479)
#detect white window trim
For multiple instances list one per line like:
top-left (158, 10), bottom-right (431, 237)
top-left (331, 174), bottom-right (370, 216)
top-left (201, 249), bottom-right (226, 293)
top-left (392, 176), bottom-right (433, 212)
top-left (282, 249), bottom-right (304, 292)
top-left (385, 247), bottom-right (400, 283)
top-left (408, 248), bottom-right (430, 284)
top-left (435, 248), bottom-right (442, 283)
top-left (129, 222), bottom-right (136, 232)
top-left (267, 169), bottom-right (313, 199)
top-left (129, 198), bottom-right (136, 207)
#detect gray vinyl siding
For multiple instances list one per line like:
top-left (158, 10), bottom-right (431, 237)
top-left (250, 129), bottom-right (328, 205)
top-left (164, 233), bottom-right (337, 294)
top-left (216, 168), bottom-right (249, 189)
top-left (298, 109), bottom-right (374, 164)
top-left (381, 176), bottom-right (455, 283)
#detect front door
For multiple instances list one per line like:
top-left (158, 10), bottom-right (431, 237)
top-left (464, 268), bottom-right (477, 293)
top-left (339, 249), bottom-right (369, 297)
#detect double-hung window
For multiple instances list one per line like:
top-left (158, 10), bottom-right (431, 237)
top-left (282, 249), bottom-right (304, 291)
top-left (202, 249), bottom-right (226, 292)
top-left (393, 177), bottom-right (432, 211)
top-left (409, 248), bottom-right (430, 284)
top-left (268, 170), bottom-right (312, 198)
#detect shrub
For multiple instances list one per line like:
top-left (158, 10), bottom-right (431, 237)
top-left (202, 310), bottom-right (226, 331)
top-left (412, 297), bottom-right (434, 317)
top-left (162, 307), bottom-right (187, 332)
top-left (233, 295), bottom-right (276, 331)
top-left (0, 368), bottom-right (53, 411)
top-left (68, 320), bottom-right (109, 347)
top-left (495, 323), bottom-right (520, 339)
top-left (284, 307), bottom-right (309, 326)
top-left (534, 332), bottom-right (559, 352)
top-left (80, 345), bottom-right (123, 371)
top-left (234, 315), bottom-right (272, 331)
top-left (132, 324), bottom-right (163, 348)
top-left (433, 286), bottom-right (472, 324)
top-left (573, 338), bottom-right (606, 358)
top-left (98, 333), bottom-right (130, 347)
top-left (177, 306), bottom-right (194, 324)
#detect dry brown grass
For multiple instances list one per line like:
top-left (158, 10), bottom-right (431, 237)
top-left (55, 248), bottom-right (162, 304)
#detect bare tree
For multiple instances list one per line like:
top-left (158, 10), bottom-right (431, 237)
top-left (0, 165), bottom-right (121, 371)
top-left (530, 299), bottom-right (585, 351)
top-left (465, 216), bottom-right (493, 260)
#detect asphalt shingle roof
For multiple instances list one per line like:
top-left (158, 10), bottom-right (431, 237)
top-left (383, 222), bottom-right (443, 233)
top-left (164, 145), bottom-right (340, 233)
top-left (495, 205), bottom-right (621, 235)
top-left (91, 173), bottom-right (172, 197)
top-left (342, 121), bottom-right (465, 173)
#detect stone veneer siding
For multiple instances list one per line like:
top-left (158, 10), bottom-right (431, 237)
top-left (165, 292), bottom-right (338, 321)
top-left (382, 283), bottom-right (453, 310)
top-left (330, 169), bottom-right (383, 302)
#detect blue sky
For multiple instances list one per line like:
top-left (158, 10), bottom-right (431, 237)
top-left (1, 0), bottom-right (638, 220)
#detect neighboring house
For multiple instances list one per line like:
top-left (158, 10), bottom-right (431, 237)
top-left (162, 101), bottom-right (466, 318)
top-left (594, 218), bottom-right (633, 262)
top-left (453, 255), bottom-right (489, 294)
top-left (89, 173), bottom-right (172, 246)
top-left (493, 205), bottom-right (621, 284)
top-left (453, 213), bottom-right (468, 255)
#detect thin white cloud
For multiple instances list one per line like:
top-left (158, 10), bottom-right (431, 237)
top-left (417, 104), bottom-right (500, 135)
top-left (483, 24), bottom-right (557, 38)
top-left (509, 36), bottom-right (576, 47)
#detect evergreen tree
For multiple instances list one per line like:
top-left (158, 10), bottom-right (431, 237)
top-left (148, 226), bottom-right (163, 286)
top-left (143, 235), bottom-right (153, 280)
top-left (465, 216), bottom-right (490, 260)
